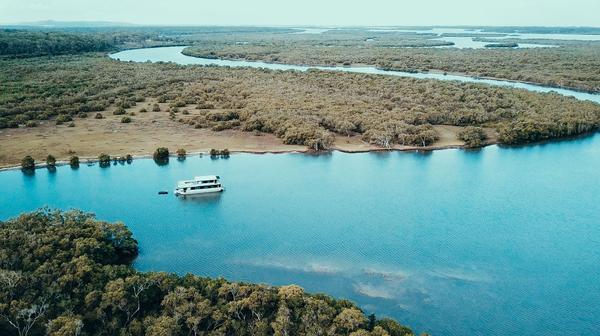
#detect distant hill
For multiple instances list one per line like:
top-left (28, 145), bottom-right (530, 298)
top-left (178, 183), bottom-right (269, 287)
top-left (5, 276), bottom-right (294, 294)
top-left (5, 20), bottom-right (137, 28)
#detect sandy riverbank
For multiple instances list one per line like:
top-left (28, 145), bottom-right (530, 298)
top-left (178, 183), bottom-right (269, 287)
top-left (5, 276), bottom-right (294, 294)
top-left (0, 100), bottom-right (496, 169)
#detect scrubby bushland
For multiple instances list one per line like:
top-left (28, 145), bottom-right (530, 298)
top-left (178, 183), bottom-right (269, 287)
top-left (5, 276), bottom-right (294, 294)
top-left (1, 53), bottom-right (598, 149)
top-left (458, 126), bottom-right (488, 147)
top-left (0, 209), bottom-right (413, 336)
top-left (113, 107), bottom-right (127, 115)
top-left (183, 33), bottom-right (600, 93)
top-left (55, 114), bottom-right (72, 125)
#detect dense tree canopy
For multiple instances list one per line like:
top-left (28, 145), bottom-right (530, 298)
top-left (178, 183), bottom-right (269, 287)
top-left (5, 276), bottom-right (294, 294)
top-left (0, 30), bottom-right (115, 56)
top-left (0, 209), bottom-right (413, 336)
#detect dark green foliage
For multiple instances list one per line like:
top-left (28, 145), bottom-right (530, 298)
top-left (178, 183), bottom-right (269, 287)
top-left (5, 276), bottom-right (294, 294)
top-left (46, 155), bottom-right (56, 167)
top-left (497, 117), bottom-right (598, 144)
top-left (98, 153), bottom-right (111, 167)
top-left (376, 318), bottom-right (414, 336)
top-left (25, 120), bottom-right (38, 127)
top-left (153, 147), bottom-right (170, 161)
top-left (20, 155), bottom-right (34, 170)
top-left (69, 156), bottom-right (79, 168)
top-left (0, 30), bottom-right (114, 56)
top-left (121, 116), bottom-right (132, 123)
top-left (458, 126), bottom-right (488, 148)
top-left (0, 209), bottom-right (411, 335)
top-left (484, 43), bottom-right (519, 48)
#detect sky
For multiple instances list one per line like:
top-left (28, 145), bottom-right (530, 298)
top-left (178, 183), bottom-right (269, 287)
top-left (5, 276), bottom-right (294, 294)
top-left (0, 0), bottom-right (599, 27)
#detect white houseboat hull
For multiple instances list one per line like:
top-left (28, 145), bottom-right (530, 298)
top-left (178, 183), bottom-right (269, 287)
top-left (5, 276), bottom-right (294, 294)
top-left (175, 187), bottom-right (223, 196)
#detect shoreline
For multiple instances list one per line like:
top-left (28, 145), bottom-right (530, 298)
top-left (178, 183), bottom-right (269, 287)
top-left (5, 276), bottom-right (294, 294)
top-left (6, 127), bottom-right (598, 172)
top-left (0, 141), bottom-right (490, 172)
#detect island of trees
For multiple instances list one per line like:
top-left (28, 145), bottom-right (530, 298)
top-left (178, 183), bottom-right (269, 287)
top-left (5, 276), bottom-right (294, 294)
top-left (182, 31), bottom-right (600, 93)
top-left (0, 209), bottom-right (414, 336)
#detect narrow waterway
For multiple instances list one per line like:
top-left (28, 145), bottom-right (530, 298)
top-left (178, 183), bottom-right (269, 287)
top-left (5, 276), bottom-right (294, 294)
top-left (110, 46), bottom-right (600, 103)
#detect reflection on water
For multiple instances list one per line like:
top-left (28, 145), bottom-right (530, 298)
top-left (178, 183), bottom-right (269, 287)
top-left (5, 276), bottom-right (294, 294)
top-left (177, 192), bottom-right (223, 204)
top-left (2, 134), bottom-right (600, 335)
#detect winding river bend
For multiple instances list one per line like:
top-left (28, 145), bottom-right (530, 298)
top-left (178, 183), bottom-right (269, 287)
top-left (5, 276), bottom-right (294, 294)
top-left (1, 47), bottom-right (599, 336)
top-left (110, 46), bottom-right (600, 104)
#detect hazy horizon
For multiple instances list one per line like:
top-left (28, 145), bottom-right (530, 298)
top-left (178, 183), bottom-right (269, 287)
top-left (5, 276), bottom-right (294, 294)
top-left (4, 21), bottom-right (600, 29)
top-left (1, 0), bottom-right (599, 27)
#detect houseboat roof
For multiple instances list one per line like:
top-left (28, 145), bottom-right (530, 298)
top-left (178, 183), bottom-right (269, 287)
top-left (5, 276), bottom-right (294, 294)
top-left (176, 175), bottom-right (220, 188)
top-left (194, 175), bottom-right (219, 181)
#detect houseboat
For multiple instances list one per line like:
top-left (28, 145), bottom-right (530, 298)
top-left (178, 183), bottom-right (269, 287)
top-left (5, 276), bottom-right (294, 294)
top-left (174, 175), bottom-right (224, 196)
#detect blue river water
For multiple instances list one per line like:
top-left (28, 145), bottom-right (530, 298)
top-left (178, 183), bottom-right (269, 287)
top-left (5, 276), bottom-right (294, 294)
top-left (2, 46), bottom-right (600, 335)
top-left (2, 134), bottom-right (600, 335)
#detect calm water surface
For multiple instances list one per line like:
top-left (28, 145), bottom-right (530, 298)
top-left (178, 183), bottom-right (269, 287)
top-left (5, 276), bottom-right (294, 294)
top-left (368, 27), bottom-right (600, 47)
top-left (2, 134), bottom-right (600, 335)
top-left (4, 45), bottom-right (600, 335)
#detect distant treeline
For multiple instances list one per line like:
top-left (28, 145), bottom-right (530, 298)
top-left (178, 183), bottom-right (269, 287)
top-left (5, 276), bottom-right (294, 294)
top-left (0, 209), bottom-right (413, 336)
top-left (0, 30), bottom-right (115, 56)
top-left (479, 26), bottom-right (600, 35)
